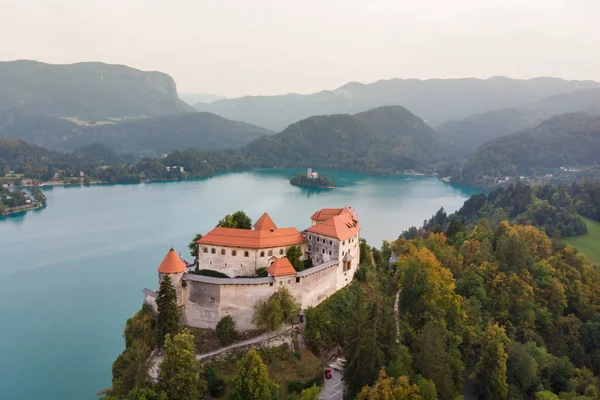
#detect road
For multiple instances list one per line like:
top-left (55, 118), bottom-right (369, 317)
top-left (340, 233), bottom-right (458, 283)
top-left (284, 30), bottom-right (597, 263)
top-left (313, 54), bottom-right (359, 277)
top-left (319, 367), bottom-right (343, 400)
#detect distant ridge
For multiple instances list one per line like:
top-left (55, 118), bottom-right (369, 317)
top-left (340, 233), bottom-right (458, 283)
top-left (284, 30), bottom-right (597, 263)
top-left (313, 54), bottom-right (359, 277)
top-left (193, 76), bottom-right (600, 131)
top-left (0, 60), bottom-right (193, 121)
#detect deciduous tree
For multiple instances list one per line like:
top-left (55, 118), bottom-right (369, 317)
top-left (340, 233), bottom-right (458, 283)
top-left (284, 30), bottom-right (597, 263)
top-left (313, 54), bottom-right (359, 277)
top-left (473, 323), bottom-right (509, 400)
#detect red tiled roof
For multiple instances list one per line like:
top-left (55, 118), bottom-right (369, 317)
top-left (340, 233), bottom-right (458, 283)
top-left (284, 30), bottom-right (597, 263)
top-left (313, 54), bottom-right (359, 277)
top-left (310, 208), bottom-right (345, 222)
top-left (253, 213), bottom-right (277, 231)
top-left (305, 207), bottom-right (359, 241)
top-left (157, 248), bottom-right (187, 274)
top-left (267, 257), bottom-right (297, 277)
top-left (197, 227), bottom-right (307, 249)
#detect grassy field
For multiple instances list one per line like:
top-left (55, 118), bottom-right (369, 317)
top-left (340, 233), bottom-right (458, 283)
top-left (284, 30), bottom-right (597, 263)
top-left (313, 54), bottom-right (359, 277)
top-left (564, 217), bottom-right (600, 267)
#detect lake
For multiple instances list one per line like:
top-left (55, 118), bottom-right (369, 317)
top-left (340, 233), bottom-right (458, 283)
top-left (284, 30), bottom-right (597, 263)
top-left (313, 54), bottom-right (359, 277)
top-left (0, 169), bottom-right (479, 399)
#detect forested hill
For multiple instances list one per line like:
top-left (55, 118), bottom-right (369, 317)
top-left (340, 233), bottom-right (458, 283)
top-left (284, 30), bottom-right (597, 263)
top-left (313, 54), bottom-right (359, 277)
top-left (0, 110), bottom-right (273, 156)
top-left (446, 113), bottom-right (600, 187)
top-left (194, 76), bottom-right (600, 131)
top-left (436, 88), bottom-right (600, 158)
top-left (240, 106), bottom-right (444, 173)
top-left (0, 60), bottom-right (193, 121)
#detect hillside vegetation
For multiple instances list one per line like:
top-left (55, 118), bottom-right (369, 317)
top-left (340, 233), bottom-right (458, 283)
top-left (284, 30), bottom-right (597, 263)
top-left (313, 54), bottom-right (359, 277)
top-left (0, 60), bottom-right (192, 121)
top-left (240, 106), bottom-right (444, 173)
top-left (446, 113), bottom-right (600, 187)
top-left (195, 76), bottom-right (600, 131)
top-left (0, 110), bottom-right (272, 155)
top-left (436, 89), bottom-right (600, 158)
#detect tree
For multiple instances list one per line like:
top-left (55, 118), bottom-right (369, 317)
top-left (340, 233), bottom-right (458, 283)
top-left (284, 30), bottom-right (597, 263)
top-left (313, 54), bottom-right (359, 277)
top-left (125, 387), bottom-right (168, 400)
top-left (473, 324), bottom-right (509, 400)
top-left (253, 287), bottom-right (300, 331)
top-left (158, 330), bottom-right (205, 400)
top-left (299, 384), bottom-right (321, 400)
top-left (286, 245), bottom-right (304, 271)
top-left (229, 349), bottom-right (279, 400)
top-left (217, 210), bottom-right (252, 229)
top-left (215, 315), bottom-right (238, 346)
top-left (188, 233), bottom-right (203, 260)
top-left (156, 276), bottom-right (180, 348)
top-left (356, 369), bottom-right (422, 400)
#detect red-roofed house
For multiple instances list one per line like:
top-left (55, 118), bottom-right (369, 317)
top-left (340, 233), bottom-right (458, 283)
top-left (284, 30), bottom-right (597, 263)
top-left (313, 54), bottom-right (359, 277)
top-left (196, 213), bottom-right (308, 277)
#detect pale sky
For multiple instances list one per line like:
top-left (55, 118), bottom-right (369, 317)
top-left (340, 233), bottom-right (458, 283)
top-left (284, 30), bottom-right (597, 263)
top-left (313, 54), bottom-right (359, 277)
top-left (1, 0), bottom-right (599, 97)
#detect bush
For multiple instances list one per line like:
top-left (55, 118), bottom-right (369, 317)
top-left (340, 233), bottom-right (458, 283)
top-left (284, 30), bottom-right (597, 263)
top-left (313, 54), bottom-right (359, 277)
top-left (194, 269), bottom-right (230, 278)
top-left (206, 366), bottom-right (225, 397)
top-left (215, 315), bottom-right (238, 346)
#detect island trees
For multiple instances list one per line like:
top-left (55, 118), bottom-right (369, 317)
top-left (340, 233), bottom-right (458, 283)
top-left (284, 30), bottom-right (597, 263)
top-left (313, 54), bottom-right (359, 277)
top-left (229, 349), bottom-right (279, 400)
top-left (156, 275), bottom-right (180, 348)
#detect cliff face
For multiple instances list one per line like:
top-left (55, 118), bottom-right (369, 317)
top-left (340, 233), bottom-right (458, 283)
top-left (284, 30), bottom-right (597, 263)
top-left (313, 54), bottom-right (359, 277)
top-left (0, 60), bottom-right (193, 121)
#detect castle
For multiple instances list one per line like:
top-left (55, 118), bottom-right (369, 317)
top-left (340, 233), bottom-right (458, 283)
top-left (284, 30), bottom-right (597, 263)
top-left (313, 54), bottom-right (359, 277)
top-left (143, 206), bottom-right (360, 330)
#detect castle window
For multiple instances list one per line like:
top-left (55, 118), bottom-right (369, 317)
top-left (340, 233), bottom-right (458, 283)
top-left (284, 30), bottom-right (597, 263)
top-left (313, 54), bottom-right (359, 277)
top-left (287, 279), bottom-right (291, 284)
top-left (279, 281), bottom-right (283, 286)
top-left (244, 251), bottom-right (249, 257)
top-left (232, 250), bottom-right (237, 256)
top-left (279, 249), bottom-right (284, 255)
top-left (211, 248), bottom-right (216, 254)
top-left (330, 241), bottom-right (332, 245)
top-left (270, 282), bottom-right (274, 287)
top-left (322, 249), bottom-right (325, 254)
top-left (329, 251), bottom-right (332, 255)
top-left (296, 277), bottom-right (300, 283)
top-left (221, 249), bottom-right (226, 255)
top-left (268, 250), bottom-right (273, 256)
top-left (343, 241), bottom-right (345, 245)
top-left (260, 251), bottom-right (265, 257)
top-left (203, 247), bottom-right (208, 253)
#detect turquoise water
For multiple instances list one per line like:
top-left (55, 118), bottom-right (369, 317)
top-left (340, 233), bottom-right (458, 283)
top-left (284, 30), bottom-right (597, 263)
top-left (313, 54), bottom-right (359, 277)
top-left (0, 169), bottom-right (479, 399)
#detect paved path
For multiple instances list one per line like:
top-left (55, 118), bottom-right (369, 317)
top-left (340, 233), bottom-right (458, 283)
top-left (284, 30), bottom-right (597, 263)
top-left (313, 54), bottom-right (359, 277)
top-left (149, 326), bottom-right (294, 379)
top-left (319, 367), bottom-right (343, 400)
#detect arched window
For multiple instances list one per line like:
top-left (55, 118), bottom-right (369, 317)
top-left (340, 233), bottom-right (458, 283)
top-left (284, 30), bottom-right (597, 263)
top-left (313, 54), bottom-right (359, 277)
top-left (211, 248), bottom-right (216, 254)
top-left (221, 249), bottom-right (226, 255)
top-left (203, 247), bottom-right (208, 253)
top-left (232, 250), bottom-right (237, 256)
top-left (260, 251), bottom-right (265, 257)
top-left (244, 251), bottom-right (249, 257)
top-left (279, 249), bottom-right (284, 255)
top-left (268, 250), bottom-right (273, 256)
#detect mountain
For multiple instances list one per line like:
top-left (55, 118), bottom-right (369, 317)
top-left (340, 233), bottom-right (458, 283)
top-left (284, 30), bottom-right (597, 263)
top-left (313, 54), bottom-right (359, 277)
top-left (178, 93), bottom-right (226, 105)
top-left (0, 60), bottom-right (193, 121)
top-left (193, 77), bottom-right (600, 131)
top-left (449, 113), bottom-right (600, 186)
top-left (436, 88), bottom-right (600, 157)
top-left (0, 110), bottom-right (273, 156)
top-left (239, 106), bottom-right (444, 173)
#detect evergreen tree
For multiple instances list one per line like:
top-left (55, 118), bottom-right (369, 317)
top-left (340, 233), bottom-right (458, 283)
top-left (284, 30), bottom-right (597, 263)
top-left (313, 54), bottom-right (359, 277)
top-left (229, 349), bottom-right (279, 400)
top-left (156, 275), bottom-right (180, 348)
top-left (473, 323), bottom-right (509, 400)
top-left (158, 330), bottom-right (203, 400)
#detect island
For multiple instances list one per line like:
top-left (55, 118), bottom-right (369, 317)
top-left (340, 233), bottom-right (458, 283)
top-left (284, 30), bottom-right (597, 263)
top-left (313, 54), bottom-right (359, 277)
top-left (290, 168), bottom-right (335, 189)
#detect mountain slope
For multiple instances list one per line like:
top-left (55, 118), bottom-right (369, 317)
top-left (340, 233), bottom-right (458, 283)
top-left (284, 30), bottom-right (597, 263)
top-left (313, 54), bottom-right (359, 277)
top-left (448, 113), bottom-right (600, 186)
top-left (0, 111), bottom-right (273, 155)
top-left (436, 88), bottom-right (600, 157)
top-left (194, 77), bottom-right (600, 131)
top-left (0, 60), bottom-right (193, 121)
top-left (240, 106), bottom-right (443, 173)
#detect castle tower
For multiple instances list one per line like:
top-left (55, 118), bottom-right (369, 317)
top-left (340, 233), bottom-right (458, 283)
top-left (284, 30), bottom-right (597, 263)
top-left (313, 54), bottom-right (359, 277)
top-left (157, 248), bottom-right (187, 306)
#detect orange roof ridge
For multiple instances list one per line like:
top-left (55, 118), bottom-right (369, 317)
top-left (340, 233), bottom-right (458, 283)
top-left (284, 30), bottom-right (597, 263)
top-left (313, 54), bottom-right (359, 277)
top-left (267, 257), bottom-right (297, 277)
top-left (253, 212), bottom-right (277, 231)
top-left (158, 248), bottom-right (186, 274)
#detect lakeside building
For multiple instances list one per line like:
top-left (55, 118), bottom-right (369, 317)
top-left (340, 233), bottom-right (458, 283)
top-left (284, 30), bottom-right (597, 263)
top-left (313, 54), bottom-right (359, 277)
top-left (143, 206), bottom-right (360, 330)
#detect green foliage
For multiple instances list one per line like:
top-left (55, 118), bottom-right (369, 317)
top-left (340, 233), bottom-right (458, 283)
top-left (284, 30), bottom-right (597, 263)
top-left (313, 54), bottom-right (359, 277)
top-left (215, 315), bottom-right (238, 346)
top-left (157, 329), bottom-right (204, 400)
top-left (286, 245), bottom-right (304, 271)
top-left (253, 287), bottom-right (300, 331)
top-left (289, 173), bottom-right (335, 188)
top-left (155, 276), bottom-right (180, 348)
top-left (356, 369), bottom-right (424, 400)
top-left (124, 387), bottom-right (168, 400)
top-left (472, 324), bottom-right (509, 400)
top-left (229, 349), bottom-right (279, 400)
top-left (218, 210), bottom-right (252, 229)
top-left (188, 233), bottom-right (203, 259)
top-left (206, 365), bottom-right (225, 397)
top-left (298, 384), bottom-right (320, 400)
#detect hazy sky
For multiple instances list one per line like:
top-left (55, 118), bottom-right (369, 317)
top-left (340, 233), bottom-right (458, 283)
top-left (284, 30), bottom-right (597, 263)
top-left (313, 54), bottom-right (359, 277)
top-left (2, 0), bottom-right (599, 97)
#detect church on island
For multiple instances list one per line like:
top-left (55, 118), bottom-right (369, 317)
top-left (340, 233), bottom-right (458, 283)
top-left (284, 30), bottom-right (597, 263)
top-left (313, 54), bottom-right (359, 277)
top-left (143, 206), bottom-right (360, 330)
